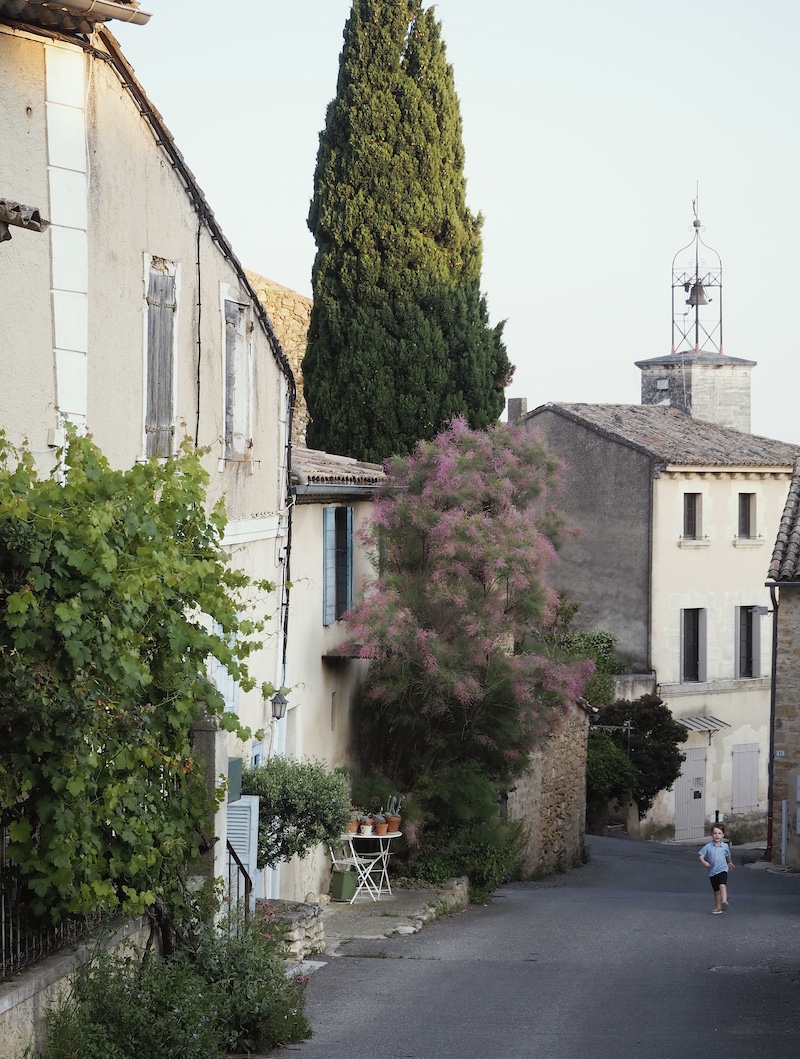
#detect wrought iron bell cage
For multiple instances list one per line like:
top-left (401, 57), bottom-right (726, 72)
top-left (671, 205), bottom-right (723, 356)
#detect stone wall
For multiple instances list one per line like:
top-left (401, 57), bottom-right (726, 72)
top-left (245, 271), bottom-right (312, 447)
top-left (508, 699), bottom-right (591, 875)
top-left (256, 899), bottom-right (324, 961)
top-left (0, 918), bottom-right (150, 1059)
top-left (773, 586), bottom-right (800, 867)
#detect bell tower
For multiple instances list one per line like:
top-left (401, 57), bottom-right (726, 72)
top-left (635, 201), bottom-right (755, 433)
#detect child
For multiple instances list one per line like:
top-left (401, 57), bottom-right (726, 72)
top-left (698, 824), bottom-right (734, 914)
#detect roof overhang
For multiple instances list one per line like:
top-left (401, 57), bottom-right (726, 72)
top-left (677, 716), bottom-right (731, 733)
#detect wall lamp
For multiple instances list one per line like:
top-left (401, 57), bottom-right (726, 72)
top-left (271, 691), bottom-right (288, 721)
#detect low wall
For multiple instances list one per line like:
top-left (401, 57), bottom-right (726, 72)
top-left (0, 917), bottom-right (149, 1059)
top-left (256, 899), bottom-right (324, 961)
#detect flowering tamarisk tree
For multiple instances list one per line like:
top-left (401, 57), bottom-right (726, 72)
top-left (342, 418), bottom-right (593, 792)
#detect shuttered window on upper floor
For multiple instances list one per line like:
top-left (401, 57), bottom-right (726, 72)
top-left (145, 265), bottom-right (176, 458)
top-left (224, 300), bottom-right (253, 460)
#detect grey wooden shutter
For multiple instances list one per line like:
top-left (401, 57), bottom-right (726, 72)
top-left (323, 507), bottom-right (336, 626)
top-left (145, 269), bottom-right (176, 457)
top-left (732, 743), bottom-right (759, 812)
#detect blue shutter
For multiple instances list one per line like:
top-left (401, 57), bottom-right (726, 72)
top-left (323, 507), bottom-right (336, 625)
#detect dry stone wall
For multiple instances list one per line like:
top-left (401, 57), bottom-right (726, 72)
top-left (508, 699), bottom-right (590, 875)
top-left (245, 271), bottom-right (311, 447)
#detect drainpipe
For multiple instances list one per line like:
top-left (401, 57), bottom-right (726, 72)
top-left (765, 583), bottom-right (779, 861)
top-left (60, 0), bottom-right (151, 24)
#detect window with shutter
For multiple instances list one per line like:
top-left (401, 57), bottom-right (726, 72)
top-left (323, 506), bottom-right (354, 626)
top-left (735, 605), bottom-right (760, 678)
top-left (681, 608), bottom-right (707, 682)
top-left (145, 265), bottom-right (176, 458)
top-left (209, 621), bottom-right (240, 714)
top-left (224, 300), bottom-right (253, 460)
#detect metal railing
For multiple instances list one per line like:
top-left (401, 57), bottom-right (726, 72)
top-left (1, 827), bottom-right (94, 982)
top-left (225, 839), bottom-right (253, 928)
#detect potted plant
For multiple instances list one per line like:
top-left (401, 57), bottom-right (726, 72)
top-left (347, 809), bottom-right (360, 834)
top-left (359, 812), bottom-right (374, 836)
top-left (373, 812), bottom-right (388, 836)
top-left (385, 795), bottom-right (403, 833)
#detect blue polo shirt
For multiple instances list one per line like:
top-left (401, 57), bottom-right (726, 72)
top-left (698, 839), bottom-right (731, 877)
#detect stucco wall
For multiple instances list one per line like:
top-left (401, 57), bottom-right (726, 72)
top-left (523, 411), bottom-right (653, 670)
top-left (508, 701), bottom-right (590, 875)
top-left (772, 585), bottom-right (800, 868)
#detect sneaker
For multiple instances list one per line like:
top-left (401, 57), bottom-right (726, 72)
top-left (721, 900), bottom-right (729, 910)
top-left (710, 909), bottom-right (723, 914)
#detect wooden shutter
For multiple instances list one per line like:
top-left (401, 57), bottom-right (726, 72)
top-left (732, 743), bottom-right (759, 812)
top-left (323, 507), bottom-right (336, 626)
top-left (224, 300), bottom-right (252, 458)
top-left (145, 269), bottom-right (175, 457)
top-left (226, 794), bottom-right (259, 905)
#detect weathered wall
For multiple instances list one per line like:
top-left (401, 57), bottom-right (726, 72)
top-left (522, 410), bottom-right (653, 670)
top-left (508, 700), bottom-right (590, 875)
top-left (772, 585), bottom-right (800, 868)
top-left (0, 918), bottom-right (149, 1059)
top-left (246, 271), bottom-right (311, 448)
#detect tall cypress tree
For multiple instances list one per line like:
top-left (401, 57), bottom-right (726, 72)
top-left (305, 0), bottom-right (513, 463)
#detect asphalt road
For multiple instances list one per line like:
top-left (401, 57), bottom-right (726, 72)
top-left (276, 835), bottom-right (800, 1059)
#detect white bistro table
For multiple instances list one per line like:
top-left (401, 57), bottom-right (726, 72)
top-left (334, 831), bottom-right (402, 903)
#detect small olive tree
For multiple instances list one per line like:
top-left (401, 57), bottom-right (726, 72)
top-left (242, 759), bottom-right (350, 868)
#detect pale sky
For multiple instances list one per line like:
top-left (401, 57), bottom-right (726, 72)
top-left (115, 1), bottom-right (800, 444)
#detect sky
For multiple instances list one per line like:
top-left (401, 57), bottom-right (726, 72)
top-left (115, 1), bottom-right (800, 444)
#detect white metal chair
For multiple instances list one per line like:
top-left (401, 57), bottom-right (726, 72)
top-left (329, 838), bottom-right (383, 902)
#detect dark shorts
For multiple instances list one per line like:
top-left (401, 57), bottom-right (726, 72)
top-left (709, 872), bottom-right (728, 891)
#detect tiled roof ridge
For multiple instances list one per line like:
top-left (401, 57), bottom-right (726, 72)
top-left (529, 402), bottom-right (798, 469)
top-left (768, 454), bottom-right (800, 582)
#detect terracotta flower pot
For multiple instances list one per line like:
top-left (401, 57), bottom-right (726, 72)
top-left (347, 820), bottom-right (359, 833)
top-left (386, 816), bottom-right (401, 833)
top-left (375, 822), bottom-right (389, 836)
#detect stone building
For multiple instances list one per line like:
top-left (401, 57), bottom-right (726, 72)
top-left (766, 457), bottom-right (800, 868)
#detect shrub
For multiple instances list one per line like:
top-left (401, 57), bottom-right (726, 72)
top-left (242, 757), bottom-right (350, 868)
top-left (34, 907), bottom-right (311, 1059)
top-left (189, 905), bottom-right (310, 1053)
top-left (38, 949), bottom-right (223, 1059)
top-left (405, 820), bottom-right (523, 903)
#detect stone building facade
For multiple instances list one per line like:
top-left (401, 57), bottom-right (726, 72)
top-left (246, 271), bottom-right (311, 447)
top-left (508, 699), bottom-right (592, 875)
top-left (767, 456), bottom-right (800, 868)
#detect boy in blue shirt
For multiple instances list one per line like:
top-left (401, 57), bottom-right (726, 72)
top-left (698, 823), bottom-right (734, 914)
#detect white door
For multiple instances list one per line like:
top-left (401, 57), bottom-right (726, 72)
top-left (674, 747), bottom-right (706, 841)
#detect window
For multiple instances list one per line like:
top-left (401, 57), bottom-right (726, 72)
top-left (224, 300), bottom-right (253, 459)
top-left (738, 493), bottom-right (756, 539)
top-left (145, 263), bottom-right (176, 457)
top-left (736, 605), bottom-right (760, 678)
top-left (323, 506), bottom-right (353, 626)
top-left (209, 622), bottom-right (240, 714)
top-left (681, 608), bottom-right (706, 682)
top-left (683, 493), bottom-right (702, 539)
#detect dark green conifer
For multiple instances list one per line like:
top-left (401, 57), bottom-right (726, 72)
top-left (305, 0), bottom-right (513, 462)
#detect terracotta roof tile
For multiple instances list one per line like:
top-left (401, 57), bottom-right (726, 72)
top-left (768, 455), bottom-right (800, 582)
